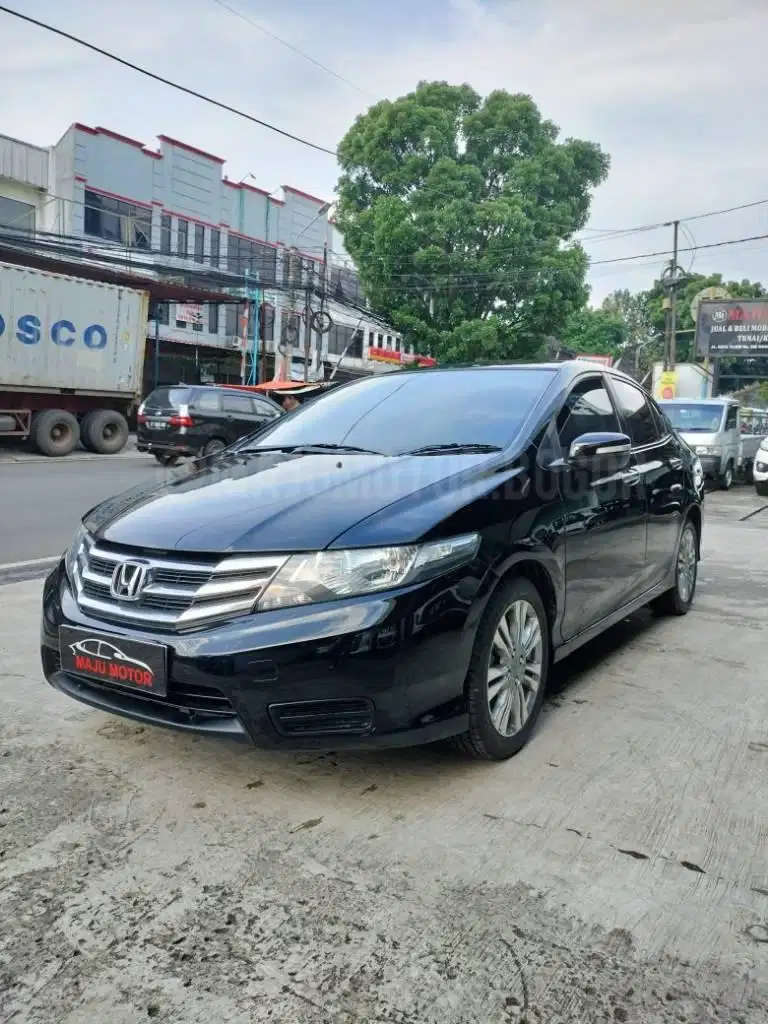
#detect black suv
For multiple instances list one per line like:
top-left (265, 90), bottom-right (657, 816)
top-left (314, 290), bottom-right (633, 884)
top-left (137, 384), bottom-right (283, 464)
top-left (42, 364), bottom-right (703, 761)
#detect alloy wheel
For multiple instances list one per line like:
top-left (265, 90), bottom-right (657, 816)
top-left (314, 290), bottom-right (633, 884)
top-left (677, 525), bottom-right (697, 603)
top-left (486, 599), bottom-right (543, 737)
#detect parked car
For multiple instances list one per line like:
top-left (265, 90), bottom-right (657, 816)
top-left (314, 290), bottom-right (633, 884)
top-left (136, 384), bottom-right (284, 464)
top-left (658, 397), bottom-right (759, 489)
top-left (754, 436), bottom-right (768, 497)
top-left (42, 363), bottom-right (703, 761)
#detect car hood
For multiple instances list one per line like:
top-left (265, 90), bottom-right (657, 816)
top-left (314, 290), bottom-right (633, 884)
top-left (677, 431), bottom-right (721, 447)
top-left (84, 449), bottom-right (501, 553)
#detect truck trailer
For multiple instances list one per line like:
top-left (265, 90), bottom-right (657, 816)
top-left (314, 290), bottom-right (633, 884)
top-left (0, 261), bottom-right (148, 456)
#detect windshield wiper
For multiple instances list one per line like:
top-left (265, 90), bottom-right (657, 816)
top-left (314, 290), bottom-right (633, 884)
top-left (239, 442), bottom-right (382, 455)
top-left (404, 443), bottom-right (503, 456)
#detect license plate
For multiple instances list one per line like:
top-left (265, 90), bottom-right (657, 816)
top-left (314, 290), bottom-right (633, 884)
top-left (59, 626), bottom-right (168, 697)
top-left (148, 420), bottom-right (167, 430)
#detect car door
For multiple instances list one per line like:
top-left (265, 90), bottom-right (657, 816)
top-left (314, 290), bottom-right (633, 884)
top-left (220, 391), bottom-right (261, 445)
top-left (607, 376), bottom-right (682, 593)
top-left (248, 397), bottom-right (283, 441)
top-left (556, 374), bottom-right (647, 640)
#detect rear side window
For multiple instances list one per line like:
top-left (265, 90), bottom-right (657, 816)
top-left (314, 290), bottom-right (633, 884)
top-left (252, 398), bottom-right (281, 419)
top-left (143, 387), bottom-right (190, 410)
top-left (191, 390), bottom-right (221, 412)
top-left (557, 378), bottom-right (621, 452)
top-left (610, 379), bottom-right (661, 447)
top-left (222, 393), bottom-right (253, 415)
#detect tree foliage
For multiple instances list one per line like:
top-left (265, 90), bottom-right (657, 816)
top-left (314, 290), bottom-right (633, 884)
top-left (335, 81), bottom-right (610, 364)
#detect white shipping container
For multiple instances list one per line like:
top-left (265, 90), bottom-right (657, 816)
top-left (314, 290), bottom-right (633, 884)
top-left (651, 361), bottom-right (712, 401)
top-left (0, 261), bottom-right (148, 396)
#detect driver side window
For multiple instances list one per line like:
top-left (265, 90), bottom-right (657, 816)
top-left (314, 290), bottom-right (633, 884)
top-left (557, 378), bottom-right (621, 454)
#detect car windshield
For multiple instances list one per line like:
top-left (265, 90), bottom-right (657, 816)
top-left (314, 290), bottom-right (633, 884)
top-left (662, 402), bottom-right (725, 433)
top-left (142, 387), bottom-right (191, 410)
top-left (244, 368), bottom-right (556, 456)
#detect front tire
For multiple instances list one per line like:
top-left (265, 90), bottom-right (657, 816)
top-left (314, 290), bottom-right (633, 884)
top-left (719, 461), bottom-right (733, 490)
top-left (453, 577), bottom-right (550, 761)
top-left (653, 519), bottom-right (698, 616)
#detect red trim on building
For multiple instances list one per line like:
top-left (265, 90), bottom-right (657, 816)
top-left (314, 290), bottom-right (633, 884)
top-left (74, 175), bottom-right (87, 183)
top-left (226, 227), bottom-right (279, 249)
top-left (282, 184), bottom-right (330, 207)
top-left (144, 150), bottom-right (162, 160)
top-left (72, 122), bottom-right (98, 136)
top-left (86, 185), bottom-right (153, 210)
top-left (94, 126), bottom-right (146, 150)
top-left (163, 209), bottom-right (225, 233)
top-left (223, 180), bottom-right (284, 205)
top-left (158, 135), bottom-right (225, 164)
top-left (152, 200), bottom-right (164, 205)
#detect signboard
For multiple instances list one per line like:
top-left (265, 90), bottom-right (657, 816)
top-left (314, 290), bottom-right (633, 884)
top-left (659, 370), bottom-right (677, 399)
top-left (696, 300), bottom-right (768, 356)
top-left (577, 354), bottom-right (614, 366)
top-left (368, 346), bottom-right (437, 368)
top-left (176, 302), bottom-right (204, 325)
top-left (690, 286), bottom-right (730, 325)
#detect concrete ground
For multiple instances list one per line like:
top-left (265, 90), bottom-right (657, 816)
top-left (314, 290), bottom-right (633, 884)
top-left (0, 491), bottom-right (766, 1023)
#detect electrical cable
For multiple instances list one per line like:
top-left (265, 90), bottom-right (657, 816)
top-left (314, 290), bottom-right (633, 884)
top-left (0, 5), bottom-right (338, 156)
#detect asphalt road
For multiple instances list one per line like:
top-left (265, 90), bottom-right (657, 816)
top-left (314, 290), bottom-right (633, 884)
top-left (0, 454), bottom-right (164, 566)
top-left (0, 491), bottom-right (767, 1022)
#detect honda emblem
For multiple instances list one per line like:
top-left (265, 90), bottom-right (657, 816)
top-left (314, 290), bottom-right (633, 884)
top-left (110, 560), bottom-right (149, 602)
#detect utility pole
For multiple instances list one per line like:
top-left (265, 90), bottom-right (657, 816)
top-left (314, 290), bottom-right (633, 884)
top-left (303, 259), bottom-right (313, 383)
top-left (662, 220), bottom-right (681, 371)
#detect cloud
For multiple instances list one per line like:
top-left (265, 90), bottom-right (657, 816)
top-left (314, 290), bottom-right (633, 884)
top-left (2, 0), bottom-right (768, 301)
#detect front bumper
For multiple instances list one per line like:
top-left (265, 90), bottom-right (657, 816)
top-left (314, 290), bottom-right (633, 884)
top-left (697, 455), bottom-right (722, 478)
top-left (40, 562), bottom-right (482, 750)
top-left (753, 459), bottom-right (768, 483)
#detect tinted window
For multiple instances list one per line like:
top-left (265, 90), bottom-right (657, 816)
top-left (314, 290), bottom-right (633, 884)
top-left (247, 369), bottom-right (555, 455)
top-left (252, 398), bottom-right (280, 419)
top-left (557, 378), bottom-right (620, 451)
top-left (191, 391), bottom-right (221, 412)
top-left (222, 393), bottom-right (253, 415)
top-left (143, 387), bottom-right (191, 410)
top-left (611, 379), bottom-right (660, 447)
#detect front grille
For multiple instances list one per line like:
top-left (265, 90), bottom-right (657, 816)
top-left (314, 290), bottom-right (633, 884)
top-left (71, 538), bottom-right (286, 631)
top-left (269, 698), bottom-right (375, 737)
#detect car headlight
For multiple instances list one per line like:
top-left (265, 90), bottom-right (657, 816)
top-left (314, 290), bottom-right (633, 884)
top-left (64, 523), bottom-right (90, 585)
top-left (257, 533), bottom-right (481, 612)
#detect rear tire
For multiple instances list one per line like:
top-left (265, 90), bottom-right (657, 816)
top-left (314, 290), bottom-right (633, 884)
top-left (81, 409), bottom-right (129, 455)
top-left (719, 461), bottom-right (733, 490)
top-left (452, 577), bottom-right (550, 761)
top-left (652, 519), bottom-right (698, 616)
top-left (33, 409), bottom-right (80, 457)
top-left (203, 438), bottom-right (227, 456)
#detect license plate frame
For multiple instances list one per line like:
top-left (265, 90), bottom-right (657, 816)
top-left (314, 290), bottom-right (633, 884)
top-left (148, 420), bottom-right (168, 430)
top-left (59, 625), bottom-right (168, 697)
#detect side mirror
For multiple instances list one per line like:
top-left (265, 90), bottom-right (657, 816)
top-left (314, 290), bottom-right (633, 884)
top-left (568, 432), bottom-right (632, 472)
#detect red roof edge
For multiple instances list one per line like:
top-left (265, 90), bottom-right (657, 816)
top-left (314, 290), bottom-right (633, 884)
top-left (282, 184), bottom-right (330, 206)
top-left (158, 135), bottom-right (226, 164)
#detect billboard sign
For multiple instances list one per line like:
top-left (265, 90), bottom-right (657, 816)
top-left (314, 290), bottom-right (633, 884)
top-left (696, 300), bottom-right (768, 356)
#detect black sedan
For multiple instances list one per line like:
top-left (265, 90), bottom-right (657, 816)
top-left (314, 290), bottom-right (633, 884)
top-left (41, 363), bottom-right (702, 760)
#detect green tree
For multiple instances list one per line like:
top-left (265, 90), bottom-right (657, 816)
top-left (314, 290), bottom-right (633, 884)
top-left (335, 81), bottom-right (610, 364)
top-left (560, 307), bottom-right (626, 357)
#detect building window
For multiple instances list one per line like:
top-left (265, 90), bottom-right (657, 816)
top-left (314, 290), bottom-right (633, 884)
top-left (194, 223), bottom-right (205, 264)
top-left (227, 234), bottom-right (277, 284)
top-left (326, 323), bottom-right (362, 357)
top-left (258, 304), bottom-right (274, 342)
top-left (208, 303), bottom-right (219, 335)
top-left (210, 228), bottom-right (220, 267)
top-left (226, 303), bottom-right (246, 339)
top-left (150, 301), bottom-right (169, 325)
top-left (177, 219), bottom-right (188, 257)
top-left (0, 195), bottom-right (35, 232)
top-left (84, 189), bottom-right (151, 248)
top-left (160, 214), bottom-right (171, 254)
top-left (174, 304), bottom-right (187, 330)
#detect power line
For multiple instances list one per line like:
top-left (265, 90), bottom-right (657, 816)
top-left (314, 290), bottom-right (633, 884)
top-left (0, 5), bottom-right (338, 157)
top-left (211, 0), bottom-right (376, 100)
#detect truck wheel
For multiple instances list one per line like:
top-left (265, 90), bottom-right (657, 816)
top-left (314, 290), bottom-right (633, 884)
top-left (33, 409), bottom-right (80, 457)
top-left (81, 409), bottom-right (129, 455)
top-left (719, 461), bottom-right (733, 490)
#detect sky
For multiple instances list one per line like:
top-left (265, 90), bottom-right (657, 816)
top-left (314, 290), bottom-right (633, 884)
top-left (2, 0), bottom-right (768, 303)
